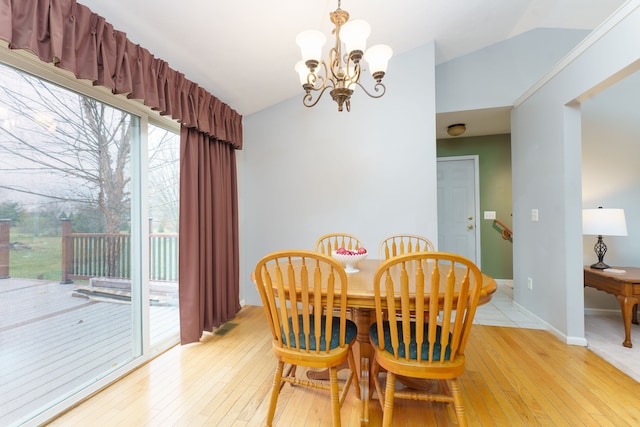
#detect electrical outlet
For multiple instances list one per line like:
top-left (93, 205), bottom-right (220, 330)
top-left (531, 209), bottom-right (539, 222)
top-left (527, 277), bottom-right (533, 290)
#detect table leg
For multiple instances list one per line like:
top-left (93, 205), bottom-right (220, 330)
top-left (352, 307), bottom-right (373, 426)
top-left (617, 295), bottom-right (639, 348)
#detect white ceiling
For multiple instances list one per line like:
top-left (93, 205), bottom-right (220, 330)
top-left (77, 0), bottom-right (626, 137)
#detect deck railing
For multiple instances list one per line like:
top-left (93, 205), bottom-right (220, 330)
top-left (61, 219), bottom-right (178, 284)
top-left (0, 219), bottom-right (9, 279)
top-left (149, 232), bottom-right (179, 282)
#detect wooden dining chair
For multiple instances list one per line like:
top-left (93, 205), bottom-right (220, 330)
top-left (378, 233), bottom-right (434, 260)
top-left (315, 232), bottom-right (363, 255)
top-left (369, 252), bottom-right (483, 427)
top-left (253, 250), bottom-right (361, 427)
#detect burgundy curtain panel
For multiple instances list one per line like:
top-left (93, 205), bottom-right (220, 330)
top-left (1, 0), bottom-right (243, 344)
top-left (179, 126), bottom-right (241, 343)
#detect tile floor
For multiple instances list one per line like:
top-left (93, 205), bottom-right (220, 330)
top-left (585, 312), bottom-right (640, 383)
top-left (476, 283), bottom-right (640, 383)
top-left (474, 282), bottom-right (546, 329)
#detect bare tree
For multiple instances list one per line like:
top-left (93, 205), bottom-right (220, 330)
top-left (0, 64), bottom-right (131, 234)
top-left (148, 125), bottom-right (180, 232)
top-left (0, 65), bottom-right (133, 276)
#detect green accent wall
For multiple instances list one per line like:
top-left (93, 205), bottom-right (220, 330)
top-left (437, 134), bottom-right (512, 280)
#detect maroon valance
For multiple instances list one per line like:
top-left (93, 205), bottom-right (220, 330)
top-left (0, 0), bottom-right (243, 149)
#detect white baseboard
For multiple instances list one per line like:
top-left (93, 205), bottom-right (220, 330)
top-left (538, 316), bottom-right (588, 347)
top-left (584, 308), bottom-right (620, 316)
top-left (510, 298), bottom-right (587, 346)
top-left (495, 279), bottom-right (513, 288)
top-left (566, 335), bottom-right (588, 346)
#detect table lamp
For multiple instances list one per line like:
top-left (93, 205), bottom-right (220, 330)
top-left (582, 207), bottom-right (627, 269)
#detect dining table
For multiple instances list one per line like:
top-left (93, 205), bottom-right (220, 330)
top-left (260, 257), bottom-right (497, 426)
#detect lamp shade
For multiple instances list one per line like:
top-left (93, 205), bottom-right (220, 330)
top-left (364, 44), bottom-right (393, 74)
top-left (582, 208), bottom-right (628, 236)
top-left (296, 30), bottom-right (326, 63)
top-left (340, 19), bottom-right (370, 54)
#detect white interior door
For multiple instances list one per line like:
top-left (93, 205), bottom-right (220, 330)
top-left (437, 156), bottom-right (480, 266)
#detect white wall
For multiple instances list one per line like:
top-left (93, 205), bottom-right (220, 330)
top-left (512, 1), bottom-right (640, 344)
top-left (436, 28), bottom-right (589, 113)
top-left (241, 43), bottom-right (437, 305)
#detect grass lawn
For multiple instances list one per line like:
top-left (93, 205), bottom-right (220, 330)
top-left (9, 234), bottom-right (62, 281)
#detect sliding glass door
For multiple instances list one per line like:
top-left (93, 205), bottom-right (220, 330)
top-left (0, 59), bottom-right (179, 425)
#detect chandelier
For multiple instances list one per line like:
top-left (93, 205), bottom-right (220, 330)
top-left (294, 0), bottom-right (393, 112)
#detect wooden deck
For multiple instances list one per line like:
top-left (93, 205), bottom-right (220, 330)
top-left (0, 277), bottom-right (179, 426)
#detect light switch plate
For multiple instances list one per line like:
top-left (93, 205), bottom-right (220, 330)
top-left (484, 211), bottom-right (496, 220)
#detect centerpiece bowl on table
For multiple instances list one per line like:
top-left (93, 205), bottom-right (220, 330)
top-left (331, 247), bottom-right (368, 273)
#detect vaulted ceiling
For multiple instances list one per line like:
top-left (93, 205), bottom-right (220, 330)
top-left (78, 0), bottom-right (626, 135)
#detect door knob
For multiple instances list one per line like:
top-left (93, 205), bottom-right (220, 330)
top-left (468, 224), bottom-right (474, 229)
top-left (467, 216), bottom-right (473, 220)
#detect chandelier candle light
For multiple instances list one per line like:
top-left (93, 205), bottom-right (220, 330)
top-left (582, 207), bottom-right (628, 269)
top-left (295, 0), bottom-right (393, 112)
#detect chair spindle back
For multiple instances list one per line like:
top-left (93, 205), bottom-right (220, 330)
top-left (315, 233), bottom-right (363, 256)
top-left (378, 234), bottom-right (435, 260)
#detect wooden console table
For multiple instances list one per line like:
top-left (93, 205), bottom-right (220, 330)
top-left (583, 266), bottom-right (640, 348)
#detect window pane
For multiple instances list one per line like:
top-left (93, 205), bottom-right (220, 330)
top-left (0, 63), bottom-right (136, 424)
top-left (148, 124), bottom-right (180, 349)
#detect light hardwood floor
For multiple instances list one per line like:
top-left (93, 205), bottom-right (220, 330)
top-left (47, 303), bottom-right (640, 427)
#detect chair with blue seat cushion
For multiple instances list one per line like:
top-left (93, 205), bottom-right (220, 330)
top-left (253, 250), bottom-right (360, 427)
top-left (369, 252), bottom-right (483, 427)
